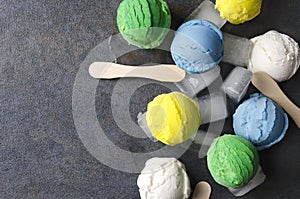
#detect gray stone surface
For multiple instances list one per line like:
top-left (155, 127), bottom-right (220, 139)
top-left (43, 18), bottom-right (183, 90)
top-left (1, 0), bottom-right (300, 199)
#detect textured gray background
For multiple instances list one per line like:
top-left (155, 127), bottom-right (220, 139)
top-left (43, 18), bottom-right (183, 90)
top-left (1, 0), bottom-right (300, 198)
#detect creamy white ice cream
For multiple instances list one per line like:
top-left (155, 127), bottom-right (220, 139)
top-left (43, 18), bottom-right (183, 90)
top-left (248, 30), bottom-right (300, 82)
top-left (137, 157), bottom-right (191, 199)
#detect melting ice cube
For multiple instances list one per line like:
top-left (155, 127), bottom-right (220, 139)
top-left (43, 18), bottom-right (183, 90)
top-left (223, 33), bottom-right (254, 67)
top-left (185, 0), bottom-right (227, 28)
top-left (195, 91), bottom-right (228, 124)
top-left (222, 67), bottom-right (253, 103)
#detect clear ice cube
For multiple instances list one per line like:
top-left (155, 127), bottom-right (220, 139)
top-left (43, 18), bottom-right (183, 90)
top-left (175, 65), bottom-right (221, 98)
top-left (222, 67), bottom-right (253, 103)
top-left (185, 0), bottom-right (227, 28)
top-left (198, 130), bottom-right (223, 158)
top-left (222, 32), bottom-right (254, 67)
top-left (191, 119), bottom-right (224, 158)
top-left (195, 91), bottom-right (228, 124)
top-left (137, 112), bottom-right (158, 142)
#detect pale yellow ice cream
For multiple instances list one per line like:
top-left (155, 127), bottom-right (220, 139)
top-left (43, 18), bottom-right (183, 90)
top-left (215, 0), bottom-right (262, 24)
top-left (146, 92), bottom-right (201, 146)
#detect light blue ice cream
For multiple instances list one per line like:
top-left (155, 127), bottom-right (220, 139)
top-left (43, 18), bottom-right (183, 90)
top-left (233, 93), bottom-right (289, 150)
top-left (170, 20), bottom-right (224, 73)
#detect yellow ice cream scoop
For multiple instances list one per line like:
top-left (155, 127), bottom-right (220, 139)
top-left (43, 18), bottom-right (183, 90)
top-left (215, 0), bottom-right (262, 24)
top-left (146, 92), bottom-right (201, 146)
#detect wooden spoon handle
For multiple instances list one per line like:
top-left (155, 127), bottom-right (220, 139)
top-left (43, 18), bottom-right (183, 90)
top-left (89, 62), bottom-right (186, 82)
top-left (275, 94), bottom-right (300, 128)
top-left (192, 181), bottom-right (211, 199)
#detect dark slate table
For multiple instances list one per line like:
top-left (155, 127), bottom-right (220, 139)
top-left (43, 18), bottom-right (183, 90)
top-left (1, 0), bottom-right (299, 198)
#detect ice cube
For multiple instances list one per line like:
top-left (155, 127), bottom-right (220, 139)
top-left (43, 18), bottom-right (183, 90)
top-left (185, 0), bottom-right (227, 28)
top-left (191, 119), bottom-right (225, 158)
top-left (175, 65), bottom-right (221, 98)
top-left (198, 131), bottom-right (222, 158)
top-left (137, 112), bottom-right (158, 142)
top-left (195, 91), bottom-right (228, 124)
top-left (222, 32), bottom-right (254, 67)
top-left (222, 67), bottom-right (253, 103)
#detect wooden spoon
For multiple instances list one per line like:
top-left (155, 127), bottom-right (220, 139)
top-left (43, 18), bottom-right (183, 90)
top-left (192, 181), bottom-right (212, 199)
top-left (89, 62), bottom-right (186, 82)
top-left (251, 71), bottom-right (300, 128)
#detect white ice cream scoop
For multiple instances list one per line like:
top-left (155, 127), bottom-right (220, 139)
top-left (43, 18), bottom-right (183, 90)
top-left (137, 157), bottom-right (191, 199)
top-left (248, 30), bottom-right (300, 82)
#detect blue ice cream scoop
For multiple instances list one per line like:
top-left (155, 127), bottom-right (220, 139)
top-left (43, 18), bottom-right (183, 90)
top-left (170, 20), bottom-right (224, 73)
top-left (233, 93), bottom-right (289, 150)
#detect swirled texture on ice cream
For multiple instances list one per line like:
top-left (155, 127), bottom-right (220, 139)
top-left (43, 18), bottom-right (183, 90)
top-left (146, 92), bottom-right (201, 146)
top-left (215, 0), bottom-right (262, 24)
top-left (207, 134), bottom-right (260, 188)
top-left (248, 30), bottom-right (300, 82)
top-left (137, 157), bottom-right (191, 199)
top-left (233, 93), bottom-right (289, 150)
top-left (117, 0), bottom-right (171, 49)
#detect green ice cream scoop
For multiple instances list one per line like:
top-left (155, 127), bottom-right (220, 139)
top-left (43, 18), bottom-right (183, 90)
top-left (207, 134), bottom-right (260, 189)
top-left (117, 0), bottom-right (171, 49)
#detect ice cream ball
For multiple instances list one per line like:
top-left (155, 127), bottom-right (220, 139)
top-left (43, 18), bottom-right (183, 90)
top-left (117, 0), bottom-right (171, 49)
top-left (171, 20), bottom-right (224, 73)
top-left (137, 157), bottom-right (191, 199)
top-left (215, 0), bottom-right (263, 24)
top-left (233, 93), bottom-right (289, 150)
top-left (248, 30), bottom-right (300, 82)
top-left (146, 92), bottom-right (202, 146)
top-left (207, 134), bottom-right (260, 189)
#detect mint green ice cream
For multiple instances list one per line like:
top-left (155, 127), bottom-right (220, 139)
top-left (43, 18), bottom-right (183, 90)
top-left (207, 134), bottom-right (260, 189)
top-left (117, 0), bottom-right (171, 49)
